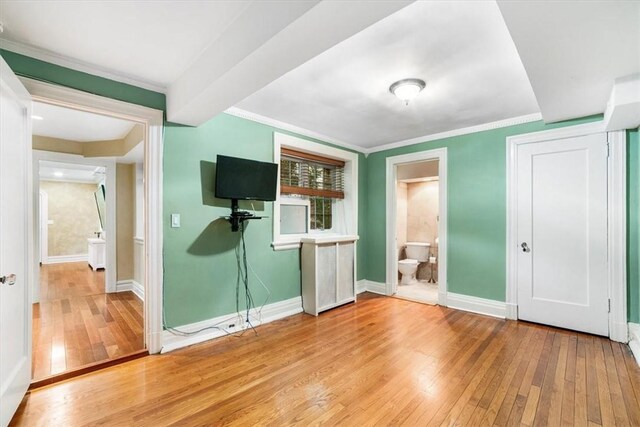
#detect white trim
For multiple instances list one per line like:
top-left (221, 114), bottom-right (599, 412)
top-left (0, 38), bottom-right (167, 94)
top-left (227, 108), bottom-right (544, 156)
top-left (43, 254), bottom-right (88, 264)
top-left (359, 280), bottom-right (387, 295)
top-left (272, 133), bottom-right (359, 257)
top-left (505, 122), bottom-right (627, 342)
top-left (23, 78), bottom-right (164, 354)
top-left (356, 279), bottom-right (368, 294)
top-left (116, 280), bottom-right (144, 301)
top-left (607, 130), bottom-right (628, 342)
top-left (38, 190), bottom-right (48, 270)
top-left (385, 148), bottom-right (448, 307)
top-left (368, 113), bottom-right (543, 154)
top-left (33, 150), bottom-right (116, 294)
top-left (226, 107), bottom-right (364, 154)
top-left (446, 292), bottom-right (507, 319)
top-left (629, 323), bottom-right (640, 367)
top-left (161, 296), bottom-right (303, 353)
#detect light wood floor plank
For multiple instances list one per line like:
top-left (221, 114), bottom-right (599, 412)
top-left (32, 262), bottom-right (144, 381)
top-left (11, 293), bottom-right (640, 426)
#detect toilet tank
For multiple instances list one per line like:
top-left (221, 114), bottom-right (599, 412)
top-left (405, 242), bottom-right (430, 262)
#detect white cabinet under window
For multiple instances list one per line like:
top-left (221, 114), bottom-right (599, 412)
top-left (301, 235), bottom-right (359, 315)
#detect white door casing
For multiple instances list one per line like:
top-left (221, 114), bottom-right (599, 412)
top-left (20, 77), bottom-right (165, 354)
top-left (0, 57), bottom-right (32, 426)
top-left (506, 122), bottom-right (627, 342)
top-left (517, 133), bottom-right (608, 335)
top-left (385, 148), bottom-right (448, 306)
top-left (39, 190), bottom-right (48, 265)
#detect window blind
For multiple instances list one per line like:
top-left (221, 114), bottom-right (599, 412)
top-left (280, 148), bottom-right (345, 199)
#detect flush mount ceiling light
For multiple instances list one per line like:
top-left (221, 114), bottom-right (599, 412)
top-left (31, 115), bottom-right (43, 120)
top-left (389, 78), bottom-right (426, 105)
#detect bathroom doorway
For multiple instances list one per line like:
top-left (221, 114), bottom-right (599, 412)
top-left (385, 148), bottom-right (447, 306)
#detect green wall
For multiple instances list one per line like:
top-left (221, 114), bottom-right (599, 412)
top-left (163, 115), bottom-right (368, 326)
top-left (628, 129), bottom-right (639, 323)
top-left (3, 50), bottom-right (638, 324)
top-left (0, 50), bottom-right (165, 111)
top-left (1, 51), bottom-right (367, 327)
top-left (365, 116), bottom-right (603, 302)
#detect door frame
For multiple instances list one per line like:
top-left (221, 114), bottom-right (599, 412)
top-left (39, 190), bottom-right (48, 265)
top-left (385, 148), bottom-right (448, 305)
top-left (22, 77), bottom-right (165, 354)
top-left (506, 121), bottom-right (627, 342)
top-left (32, 152), bottom-right (116, 301)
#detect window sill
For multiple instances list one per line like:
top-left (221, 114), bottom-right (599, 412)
top-left (271, 240), bottom-right (302, 251)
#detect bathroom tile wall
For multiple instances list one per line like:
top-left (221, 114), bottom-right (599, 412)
top-left (396, 182), bottom-right (408, 259)
top-left (407, 180), bottom-right (439, 280)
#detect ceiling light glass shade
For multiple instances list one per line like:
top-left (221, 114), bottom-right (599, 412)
top-left (31, 115), bottom-right (44, 120)
top-left (389, 78), bottom-right (426, 105)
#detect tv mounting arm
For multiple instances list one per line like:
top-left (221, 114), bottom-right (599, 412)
top-left (224, 199), bottom-right (264, 232)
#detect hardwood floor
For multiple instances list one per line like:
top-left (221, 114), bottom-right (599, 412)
top-left (32, 262), bottom-right (144, 381)
top-left (14, 293), bottom-right (640, 426)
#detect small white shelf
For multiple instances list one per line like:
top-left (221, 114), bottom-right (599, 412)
top-left (88, 238), bottom-right (106, 271)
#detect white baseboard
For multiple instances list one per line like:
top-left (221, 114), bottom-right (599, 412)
top-left (43, 254), bottom-right (88, 264)
top-left (446, 292), bottom-right (507, 319)
top-left (116, 280), bottom-right (144, 301)
top-left (506, 303), bottom-right (518, 320)
top-left (629, 323), bottom-right (640, 367)
top-left (161, 296), bottom-right (303, 353)
top-left (358, 280), bottom-right (388, 295)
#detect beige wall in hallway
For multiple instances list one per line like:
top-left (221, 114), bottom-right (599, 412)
top-left (41, 181), bottom-right (100, 257)
top-left (116, 163), bottom-right (135, 281)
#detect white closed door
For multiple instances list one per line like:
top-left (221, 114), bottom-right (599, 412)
top-left (516, 133), bottom-right (609, 336)
top-left (0, 58), bottom-right (32, 425)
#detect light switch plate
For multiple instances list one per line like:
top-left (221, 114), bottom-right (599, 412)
top-left (171, 213), bottom-right (180, 228)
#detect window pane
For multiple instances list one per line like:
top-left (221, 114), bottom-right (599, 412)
top-left (281, 204), bottom-right (308, 234)
top-left (309, 197), bottom-right (332, 230)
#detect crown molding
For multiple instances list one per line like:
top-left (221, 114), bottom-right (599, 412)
top-left (366, 113), bottom-right (543, 154)
top-left (225, 108), bottom-right (544, 155)
top-left (0, 38), bottom-right (167, 94)
top-left (224, 107), bottom-right (367, 154)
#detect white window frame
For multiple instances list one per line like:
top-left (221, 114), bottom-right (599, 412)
top-left (272, 133), bottom-right (358, 251)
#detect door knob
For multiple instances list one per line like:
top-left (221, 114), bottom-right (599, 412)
top-left (521, 242), bottom-right (530, 253)
top-left (0, 274), bottom-right (16, 285)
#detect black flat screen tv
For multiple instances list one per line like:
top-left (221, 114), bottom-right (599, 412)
top-left (215, 155), bottom-right (278, 201)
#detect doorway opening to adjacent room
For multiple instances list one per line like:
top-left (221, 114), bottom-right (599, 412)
top-left (22, 78), bottom-right (164, 386)
top-left (31, 102), bottom-right (147, 382)
top-left (386, 148), bottom-right (447, 306)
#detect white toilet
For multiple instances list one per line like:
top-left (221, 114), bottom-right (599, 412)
top-left (398, 242), bottom-right (431, 285)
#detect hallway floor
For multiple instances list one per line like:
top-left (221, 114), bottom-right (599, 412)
top-left (32, 262), bottom-right (144, 381)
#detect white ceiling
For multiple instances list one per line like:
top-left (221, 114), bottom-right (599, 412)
top-left (33, 102), bottom-right (136, 141)
top-left (497, 1), bottom-right (640, 123)
top-left (0, 1), bottom-right (252, 88)
top-left (39, 161), bottom-right (105, 184)
top-left (236, 1), bottom-right (540, 148)
top-left (2, 1), bottom-right (637, 151)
